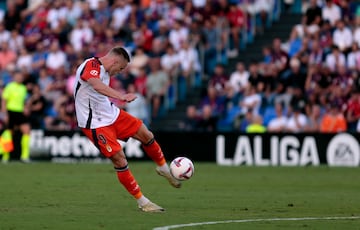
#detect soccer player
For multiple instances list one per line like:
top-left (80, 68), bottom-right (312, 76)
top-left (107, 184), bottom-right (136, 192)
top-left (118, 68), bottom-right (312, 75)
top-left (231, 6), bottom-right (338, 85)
top-left (73, 46), bottom-right (181, 212)
top-left (1, 71), bottom-right (31, 163)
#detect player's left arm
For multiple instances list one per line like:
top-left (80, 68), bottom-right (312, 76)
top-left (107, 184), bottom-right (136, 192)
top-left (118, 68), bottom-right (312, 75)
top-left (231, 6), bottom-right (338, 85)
top-left (81, 59), bottom-right (137, 103)
top-left (87, 77), bottom-right (137, 102)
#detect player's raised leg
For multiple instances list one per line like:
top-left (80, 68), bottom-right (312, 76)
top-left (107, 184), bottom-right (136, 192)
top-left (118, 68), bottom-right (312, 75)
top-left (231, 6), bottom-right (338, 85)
top-left (132, 124), bottom-right (181, 188)
top-left (110, 151), bottom-right (165, 213)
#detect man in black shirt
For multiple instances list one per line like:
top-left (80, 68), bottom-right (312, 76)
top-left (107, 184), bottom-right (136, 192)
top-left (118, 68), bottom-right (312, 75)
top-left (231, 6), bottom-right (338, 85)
top-left (305, 0), bottom-right (322, 25)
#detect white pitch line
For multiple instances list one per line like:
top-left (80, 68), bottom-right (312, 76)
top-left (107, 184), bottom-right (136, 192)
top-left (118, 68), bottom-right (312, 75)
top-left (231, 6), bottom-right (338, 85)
top-left (153, 216), bottom-right (360, 230)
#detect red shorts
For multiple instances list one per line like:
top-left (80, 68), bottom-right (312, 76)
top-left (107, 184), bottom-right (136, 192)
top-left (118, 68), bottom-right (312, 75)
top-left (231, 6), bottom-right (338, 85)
top-left (81, 110), bottom-right (143, 158)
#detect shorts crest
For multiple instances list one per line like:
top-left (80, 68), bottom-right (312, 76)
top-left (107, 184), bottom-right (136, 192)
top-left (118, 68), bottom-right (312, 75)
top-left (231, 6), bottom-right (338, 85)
top-left (98, 134), bottom-right (107, 144)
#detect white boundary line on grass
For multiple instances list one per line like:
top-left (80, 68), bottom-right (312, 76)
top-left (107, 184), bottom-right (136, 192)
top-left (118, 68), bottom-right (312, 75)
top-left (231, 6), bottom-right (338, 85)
top-left (153, 216), bottom-right (360, 230)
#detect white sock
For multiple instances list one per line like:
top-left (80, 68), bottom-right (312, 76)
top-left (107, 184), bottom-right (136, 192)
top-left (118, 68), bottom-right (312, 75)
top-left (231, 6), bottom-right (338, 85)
top-left (158, 163), bottom-right (170, 173)
top-left (137, 195), bottom-right (150, 206)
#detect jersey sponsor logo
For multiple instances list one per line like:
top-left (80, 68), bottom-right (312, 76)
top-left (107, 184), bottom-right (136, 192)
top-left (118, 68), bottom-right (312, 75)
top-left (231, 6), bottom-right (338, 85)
top-left (90, 70), bottom-right (99, 76)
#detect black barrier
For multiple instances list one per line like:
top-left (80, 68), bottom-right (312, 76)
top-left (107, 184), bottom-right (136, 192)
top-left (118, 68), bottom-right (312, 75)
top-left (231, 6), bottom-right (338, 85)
top-left (22, 130), bottom-right (360, 166)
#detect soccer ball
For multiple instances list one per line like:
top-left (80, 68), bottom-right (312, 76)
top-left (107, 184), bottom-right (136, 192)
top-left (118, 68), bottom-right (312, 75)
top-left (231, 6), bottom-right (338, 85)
top-left (170, 157), bottom-right (194, 181)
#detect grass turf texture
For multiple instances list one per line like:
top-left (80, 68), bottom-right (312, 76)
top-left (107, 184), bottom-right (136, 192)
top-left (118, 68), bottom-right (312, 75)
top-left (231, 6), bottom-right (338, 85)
top-left (0, 162), bottom-right (359, 230)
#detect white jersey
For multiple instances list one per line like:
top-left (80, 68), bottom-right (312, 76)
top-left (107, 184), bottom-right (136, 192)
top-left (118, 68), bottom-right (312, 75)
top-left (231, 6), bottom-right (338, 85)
top-left (74, 57), bottom-right (120, 129)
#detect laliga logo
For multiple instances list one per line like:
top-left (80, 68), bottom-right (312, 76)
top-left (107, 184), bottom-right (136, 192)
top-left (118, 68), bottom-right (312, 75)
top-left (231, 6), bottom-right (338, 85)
top-left (326, 133), bottom-right (360, 166)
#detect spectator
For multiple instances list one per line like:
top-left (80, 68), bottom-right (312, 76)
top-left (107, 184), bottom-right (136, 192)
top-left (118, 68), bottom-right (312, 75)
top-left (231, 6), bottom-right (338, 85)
top-left (346, 42), bottom-right (360, 71)
top-left (16, 48), bottom-right (33, 73)
top-left (134, 67), bottom-right (147, 97)
top-left (86, 0), bottom-right (102, 11)
top-left (289, 86), bottom-right (307, 113)
top-left (353, 17), bottom-right (360, 48)
top-left (146, 58), bottom-right (169, 119)
top-left (124, 83), bottom-right (149, 126)
top-left (148, 37), bottom-right (165, 58)
top-left (117, 67), bottom-right (135, 91)
top-left (271, 38), bottom-right (289, 75)
top-left (153, 19), bottom-right (169, 45)
top-left (47, 0), bottom-right (67, 31)
top-left (238, 109), bottom-right (253, 132)
top-left (318, 19), bottom-right (333, 53)
top-left (332, 65), bottom-right (353, 97)
top-left (240, 85), bottom-right (262, 116)
top-left (8, 29), bottom-right (24, 53)
top-left (248, 62), bottom-right (265, 93)
top-left (44, 69), bottom-right (66, 104)
top-left (262, 46), bottom-right (272, 64)
top-left (208, 63), bottom-right (228, 95)
top-left (267, 102), bottom-right (288, 132)
top-left (179, 105), bottom-right (199, 131)
top-left (251, 0), bottom-right (273, 33)
top-left (228, 62), bottom-right (249, 98)
top-left (304, 104), bottom-right (322, 132)
top-left (325, 45), bottom-right (346, 72)
top-left (110, 0), bottom-right (132, 31)
top-left (246, 114), bottom-right (267, 133)
top-left (304, 0), bottom-right (322, 26)
top-left (287, 28), bottom-right (303, 58)
top-left (202, 18), bottom-right (221, 74)
top-left (192, 0), bottom-right (206, 9)
top-left (196, 104), bottom-right (218, 132)
top-left (168, 20), bottom-right (189, 51)
top-left (0, 22), bottom-right (10, 44)
top-left (38, 67), bottom-right (54, 95)
top-left (161, 44), bottom-right (180, 79)
top-left (320, 102), bottom-right (347, 132)
top-left (45, 95), bottom-right (74, 131)
top-left (27, 84), bottom-right (48, 129)
top-left (161, 44), bottom-right (180, 107)
top-left (45, 40), bottom-right (66, 74)
top-left (177, 39), bottom-right (201, 88)
top-left (322, 0), bottom-right (341, 27)
top-left (305, 64), bottom-right (332, 95)
top-left (308, 40), bottom-right (325, 66)
top-left (288, 58), bottom-right (307, 90)
top-left (285, 105), bottom-right (308, 133)
top-left (163, 1), bottom-right (184, 27)
top-left (31, 42), bottom-right (48, 75)
top-left (94, 0), bottom-right (111, 27)
top-left (199, 85), bottom-right (226, 118)
top-left (64, 0), bottom-right (83, 27)
top-left (129, 47), bottom-right (149, 76)
top-left (107, 77), bottom-right (126, 109)
top-left (226, 3), bottom-right (246, 55)
top-left (0, 42), bottom-right (17, 70)
top-left (332, 20), bottom-right (352, 53)
top-left (344, 90), bottom-right (360, 132)
top-left (133, 22), bottom-right (154, 53)
top-left (70, 19), bottom-right (94, 52)
top-left (3, 1), bottom-right (21, 31)
top-left (338, 0), bottom-right (352, 24)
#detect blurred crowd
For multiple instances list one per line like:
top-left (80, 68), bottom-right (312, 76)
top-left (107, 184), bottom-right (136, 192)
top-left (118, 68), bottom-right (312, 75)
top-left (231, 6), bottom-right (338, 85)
top-left (2, 0), bottom-right (358, 134)
top-left (181, 0), bottom-right (360, 133)
top-left (0, 0), bottom-right (275, 131)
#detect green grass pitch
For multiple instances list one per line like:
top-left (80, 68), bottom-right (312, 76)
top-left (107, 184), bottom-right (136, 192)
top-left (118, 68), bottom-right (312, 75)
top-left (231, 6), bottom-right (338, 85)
top-left (0, 162), bottom-right (360, 230)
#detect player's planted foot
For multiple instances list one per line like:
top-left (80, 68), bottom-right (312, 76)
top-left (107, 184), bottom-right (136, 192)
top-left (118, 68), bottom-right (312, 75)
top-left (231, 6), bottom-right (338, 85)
top-left (138, 201), bottom-right (165, 213)
top-left (156, 167), bottom-right (181, 188)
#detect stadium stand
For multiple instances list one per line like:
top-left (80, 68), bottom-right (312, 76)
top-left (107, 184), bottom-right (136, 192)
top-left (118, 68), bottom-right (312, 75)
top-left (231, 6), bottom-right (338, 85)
top-left (0, 0), bottom-right (359, 133)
